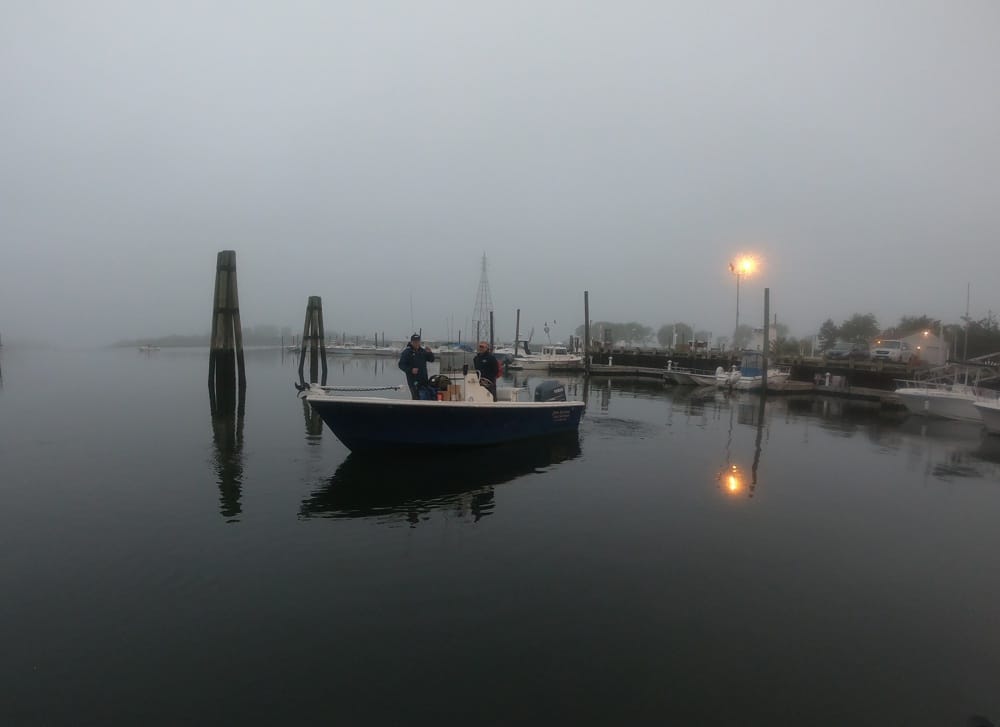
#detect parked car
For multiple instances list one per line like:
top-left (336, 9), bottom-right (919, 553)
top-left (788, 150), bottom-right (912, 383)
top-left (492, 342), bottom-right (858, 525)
top-left (824, 341), bottom-right (870, 360)
top-left (871, 339), bottom-right (914, 363)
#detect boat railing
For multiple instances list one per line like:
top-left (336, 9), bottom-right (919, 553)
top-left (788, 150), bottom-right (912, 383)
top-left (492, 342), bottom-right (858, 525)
top-left (894, 378), bottom-right (953, 391)
top-left (894, 377), bottom-right (1000, 401)
top-left (903, 362), bottom-right (1000, 386)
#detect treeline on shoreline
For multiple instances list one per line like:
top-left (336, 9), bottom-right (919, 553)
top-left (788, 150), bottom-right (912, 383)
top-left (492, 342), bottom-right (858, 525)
top-left (112, 325), bottom-right (294, 348)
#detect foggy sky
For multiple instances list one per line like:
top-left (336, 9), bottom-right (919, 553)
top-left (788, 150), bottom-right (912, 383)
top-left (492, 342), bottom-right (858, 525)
top-left (2, 1), bottom-right (998, 346)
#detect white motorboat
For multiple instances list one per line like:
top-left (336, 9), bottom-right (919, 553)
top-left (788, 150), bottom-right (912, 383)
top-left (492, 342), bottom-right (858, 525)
top-left (895, 365), bottom-right (1000, 423)
top-left (973, 399), bottom-right (1000, 434)
top-left (894, 380), bottom-right (992, 423)
top-left (506, 345), bottom-right (583, 371)
top-left (682, 352), bottom-right (791, 391)
top-left (686, 366), bottom-right (738, 387)
top-left (492, 346), bottom-right (517, 364)
top-left (731, 369), bottom-right (793, 392)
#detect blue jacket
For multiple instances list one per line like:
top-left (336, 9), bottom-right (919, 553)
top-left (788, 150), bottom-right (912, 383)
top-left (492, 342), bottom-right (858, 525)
top-left (398, 344), bottom-right (435, 387)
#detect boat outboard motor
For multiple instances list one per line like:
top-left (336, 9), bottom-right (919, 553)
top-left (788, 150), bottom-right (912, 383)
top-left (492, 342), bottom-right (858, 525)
top-left (534, 380), bottom-right (567, 402)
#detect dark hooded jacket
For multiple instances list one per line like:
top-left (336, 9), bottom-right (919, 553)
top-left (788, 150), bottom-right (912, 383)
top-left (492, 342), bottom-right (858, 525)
top-left (398, 344), bottom-right (435, 388)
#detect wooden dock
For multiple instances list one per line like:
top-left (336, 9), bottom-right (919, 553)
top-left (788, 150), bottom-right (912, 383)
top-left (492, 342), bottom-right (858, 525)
top-left (582, 363), bottom-right (664, 377)
top-left (561, 360), bottom-right (906, 407)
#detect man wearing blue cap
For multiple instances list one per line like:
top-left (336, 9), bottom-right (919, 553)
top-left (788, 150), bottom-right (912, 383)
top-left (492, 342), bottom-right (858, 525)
top-left (398, 334), bottom-right (435, 399)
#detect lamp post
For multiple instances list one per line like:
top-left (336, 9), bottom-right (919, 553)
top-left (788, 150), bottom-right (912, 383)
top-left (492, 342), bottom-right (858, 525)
top-left (729, 256), bottom-right (756, 350)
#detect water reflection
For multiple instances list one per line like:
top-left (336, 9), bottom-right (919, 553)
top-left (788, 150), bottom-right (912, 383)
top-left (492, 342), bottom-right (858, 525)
top-left (327, 356), bottom-right (391, 378)
top-left (905, 421), bottom-right (1000, 482)
top-left (299, 434), bottom-right (582, 525)
top-left (209, 386), bottom-right (245, 522)
top-left (716, 393), bottom-right (768, 498)
top-left (758, 394), bottom-right (1000, 484)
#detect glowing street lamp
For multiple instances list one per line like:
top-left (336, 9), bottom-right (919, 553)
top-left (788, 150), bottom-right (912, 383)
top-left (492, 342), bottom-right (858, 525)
top-left (729, 255), bottom-right (757, 349)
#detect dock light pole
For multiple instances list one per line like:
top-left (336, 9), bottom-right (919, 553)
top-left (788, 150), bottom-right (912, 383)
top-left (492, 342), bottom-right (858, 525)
top-left (729, 255), bottom-right (756, 350)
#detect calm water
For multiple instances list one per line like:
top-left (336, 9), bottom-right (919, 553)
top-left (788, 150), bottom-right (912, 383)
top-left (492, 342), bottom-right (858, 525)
top-left (2, 346), bottom-right (1000, 726)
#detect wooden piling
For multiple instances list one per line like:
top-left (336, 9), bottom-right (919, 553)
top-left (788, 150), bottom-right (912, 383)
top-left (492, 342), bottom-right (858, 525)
top-left (209, 250), bottom-right (246, 394)
top-left (489, 311), bottom-right (495, 350)
top-left (514, 309), bottom-right (521, 356)
top-left (584, 291), bottom-right (591, 374)
top-left (762, 288), bottom-right (770, 390)
top-left (297, 296), bottom-right (327, 385)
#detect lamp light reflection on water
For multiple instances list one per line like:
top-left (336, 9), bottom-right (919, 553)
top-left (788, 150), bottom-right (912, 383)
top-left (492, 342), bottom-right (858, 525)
top-left (719, 464), bottom-right (745, 497)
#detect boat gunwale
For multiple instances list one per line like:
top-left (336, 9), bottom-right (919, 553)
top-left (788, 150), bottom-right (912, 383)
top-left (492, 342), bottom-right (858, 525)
top-left (306, 395), bottom-right (585, 410)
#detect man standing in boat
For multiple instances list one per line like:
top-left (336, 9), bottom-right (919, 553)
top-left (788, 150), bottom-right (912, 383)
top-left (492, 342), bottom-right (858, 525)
top-left (473, 341), bottom-right (499, 401)
top-left (399, 333), bottom-right (435, 400)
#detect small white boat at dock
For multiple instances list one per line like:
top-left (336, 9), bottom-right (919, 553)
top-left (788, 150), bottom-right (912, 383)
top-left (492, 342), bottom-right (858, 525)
top-left (506, 345), bottom-right (583, 371)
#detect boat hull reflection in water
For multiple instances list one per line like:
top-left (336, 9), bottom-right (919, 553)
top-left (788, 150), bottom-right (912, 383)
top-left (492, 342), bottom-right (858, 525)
top-left (300, 433), bottom-right (582, 522)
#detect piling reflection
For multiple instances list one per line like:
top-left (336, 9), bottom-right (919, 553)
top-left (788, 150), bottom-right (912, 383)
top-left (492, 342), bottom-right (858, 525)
top-left (717, 393), bottom-right (769, 499)
top-left (323, 356), bottom-right (391, 378)
top-left (209, 383), bottom-right (245, 522)
top-left (299, 434), bottom-right (582, 525)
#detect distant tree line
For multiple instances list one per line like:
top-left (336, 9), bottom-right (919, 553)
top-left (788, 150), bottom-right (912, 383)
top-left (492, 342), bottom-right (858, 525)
top-left (124, 313), bottom-right (1000, 360)
top-left (566, 311), bottom-right (1000, 361)
top-left (815, 312), bottom-right (1000, 359)
top-left (113, 324), bottom-right (294, 348)
top-left (573, 321), bottom-right (654, 346)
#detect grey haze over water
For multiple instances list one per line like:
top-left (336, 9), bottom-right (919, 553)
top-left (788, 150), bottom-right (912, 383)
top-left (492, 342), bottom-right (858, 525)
top-left (2, 1), bottom-right (998, 346)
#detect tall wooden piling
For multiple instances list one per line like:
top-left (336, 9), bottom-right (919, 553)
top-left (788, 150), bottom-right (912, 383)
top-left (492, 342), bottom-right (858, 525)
top-left (762, 288), bottom-right (770, 390)
top-left (584, 291), bottom-right (591, 374)
top-left (208, 250), bottom-right (247, 394)
top-left (297, 296), bottom-right (328, 385)
top-left (514, 309), bottom-right (521, 356)
top-left (489, 311), bottom-right (495, 349)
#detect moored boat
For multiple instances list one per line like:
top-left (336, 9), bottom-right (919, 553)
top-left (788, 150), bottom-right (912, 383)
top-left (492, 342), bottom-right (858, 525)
top-left (894, 382), bottom-right (988, 422)
top-left (724, 351), bottom-right (789, 392)
top-left (506, 344), bottom-right (583, 371)
top-left (686, 366), bottom-right (736, 387)
top-left (973, 399), bottom-right (1000, 434)
top-left (732, 370), bottom-right (792, 392)
top-left (305, 371), bottom-right (585, 451)
top-left (894, 365), bottom-right (999, 423)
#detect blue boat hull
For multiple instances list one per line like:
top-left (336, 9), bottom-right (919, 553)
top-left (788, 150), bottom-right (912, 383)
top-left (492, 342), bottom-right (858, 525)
top-left (307, 398), bottom-right (585, 451)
